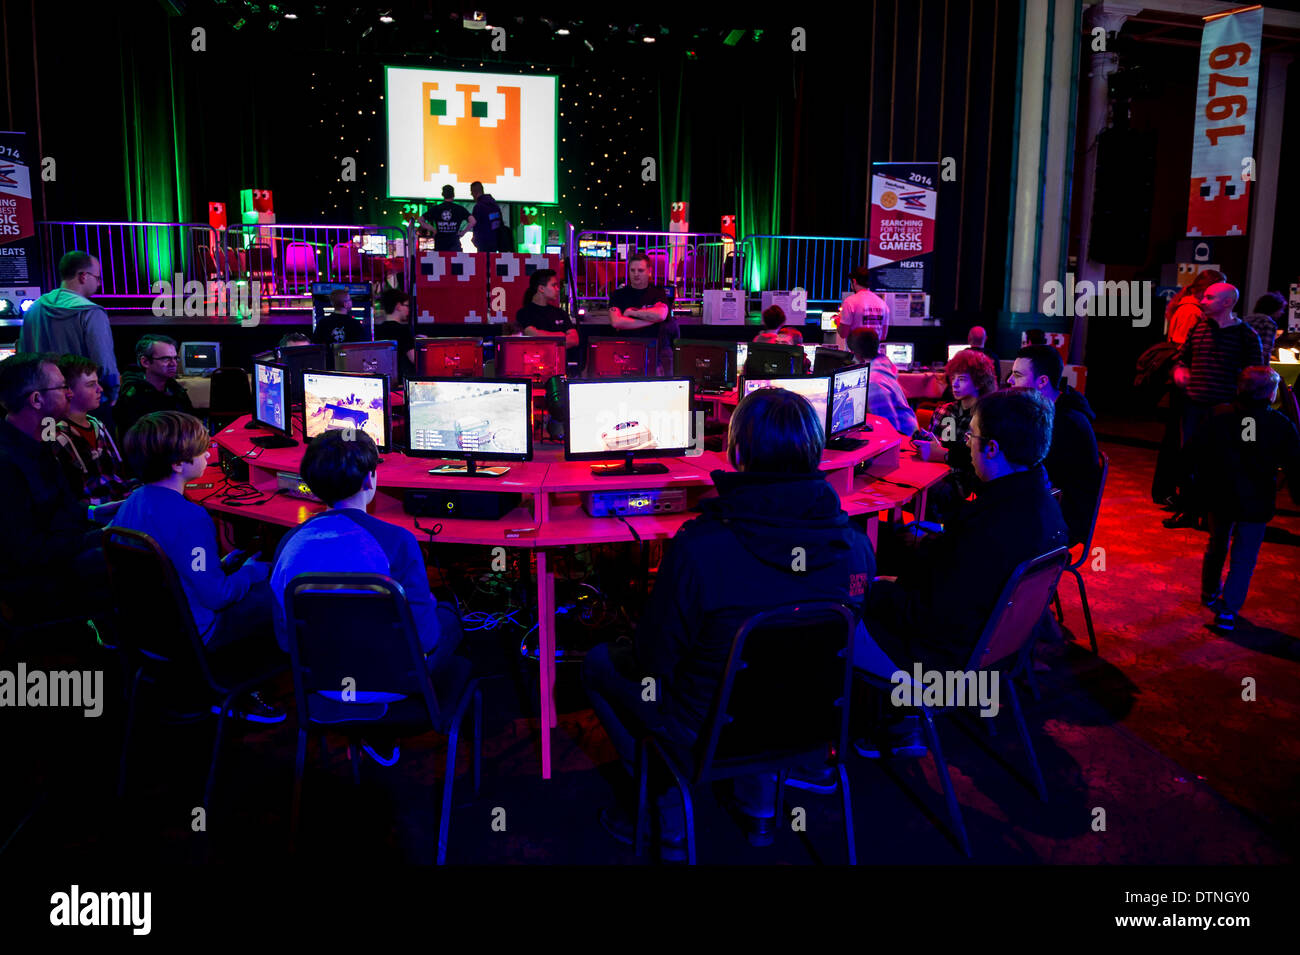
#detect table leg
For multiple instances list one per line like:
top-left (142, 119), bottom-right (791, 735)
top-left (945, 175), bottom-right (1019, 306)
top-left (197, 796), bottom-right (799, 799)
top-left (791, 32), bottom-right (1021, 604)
top-left (536, 549), bottom-right (556, 779)
top-left (866, 513), bottom-right (879, 551)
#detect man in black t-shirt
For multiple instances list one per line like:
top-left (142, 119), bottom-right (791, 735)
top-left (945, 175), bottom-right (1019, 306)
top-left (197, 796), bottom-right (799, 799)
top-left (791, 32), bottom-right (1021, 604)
top-left (375, 287), bottom-right (418, 382)
top-left (468, 181), bottom-right (502, 253)
top-left (516, 269), bottom-right (579, 367)
top-left (312, 289), bottom-right (367, 346)
top-left (609, 252), bottom-right (675, 375)
top-left (421, 185), bottom-right (469, 252)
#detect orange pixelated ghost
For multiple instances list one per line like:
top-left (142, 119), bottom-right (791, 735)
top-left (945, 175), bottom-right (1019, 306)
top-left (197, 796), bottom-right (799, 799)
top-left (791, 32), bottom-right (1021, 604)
top-left (423, 83), bottom-right (521, 187)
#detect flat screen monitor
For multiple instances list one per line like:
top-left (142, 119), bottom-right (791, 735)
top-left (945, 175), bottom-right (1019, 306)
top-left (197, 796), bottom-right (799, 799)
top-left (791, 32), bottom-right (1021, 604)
top-left (587, 337), bottom-right (654, 379)
top-left (948, 343), bottom-right (968, 361)
top-left (565, 378), bottom-right (693, 475)
top-left (181, 342), bottom-right (220, 376)
top-left (672, 340), bottom-right (734, 391)
top-left (802, 344), bottom-right (820, 365)
top-left (496, 337), bottom-right (565, 382)
top-left (884, 342), bottom-right (914, 368)
top-left (813, 347), bottom-right (855, 376)
top-left (277, 343), bottom-right (330, 407)
top-left (829, 363), bottom-right (871, 437)
top-left (251, 360), bottom-right (297, 447)
top-left (820, 311), bottom-right (838, 332)
top-left (250, 349), bottom-right (276, 364)
top-left (415, 338), bottom-right (484, 378)
top-left (0, 345), bottom-right (16, 362)
top-left (742, 376), bottom-right (831, 428)
top-left (578, 238), bottom-right (614, 259)
top-left (742, 342), bottom-right (804, 379)
top-left (405, 378), bottom-right (532, 470)
top-left (310, 282), bottom-right (373, 328)
top-left (302, 370), bottom-right (391, 452)
top-left (333, 341), bottom-right (399, 384)
top-left (359, 234), bottom-right (389, 255)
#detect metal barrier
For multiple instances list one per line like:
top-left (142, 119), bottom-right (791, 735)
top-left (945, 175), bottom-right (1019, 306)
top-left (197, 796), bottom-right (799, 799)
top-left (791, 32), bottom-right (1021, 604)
top-left (571, 230), bottom-right (742, 313)
top-left (37, 221), bottom-right (218, 311)
top-left (223, 223), bottom-right (408, 307)
top-left (739, 234), bottom-right (870, 310)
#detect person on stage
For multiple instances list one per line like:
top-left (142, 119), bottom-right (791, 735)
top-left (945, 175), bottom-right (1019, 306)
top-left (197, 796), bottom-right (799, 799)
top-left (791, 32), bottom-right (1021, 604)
top-left (609, 252), bottom-right (675, 375)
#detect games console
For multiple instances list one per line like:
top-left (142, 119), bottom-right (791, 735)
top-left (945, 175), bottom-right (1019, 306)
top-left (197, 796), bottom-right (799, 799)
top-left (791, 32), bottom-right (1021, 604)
top-left (583, 488), bottom-right (688, 517)
top-left (403, 488), bottom-right (522, 520)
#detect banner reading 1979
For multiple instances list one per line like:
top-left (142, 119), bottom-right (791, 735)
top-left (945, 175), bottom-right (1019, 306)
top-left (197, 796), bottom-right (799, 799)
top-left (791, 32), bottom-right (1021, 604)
top-left (867, 161), bottom-right (937, 293)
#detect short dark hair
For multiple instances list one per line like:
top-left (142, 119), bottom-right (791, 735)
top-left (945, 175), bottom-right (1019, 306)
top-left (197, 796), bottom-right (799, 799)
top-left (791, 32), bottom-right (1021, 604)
top-left (1025, 328), bottom-right (1047, 346)
top-left (526, 268), bottom-right (557, 299)
top-left (380, 286), bottom-right (410, 315)
top-left (123, 411), bottom-right (210, 483)
top-left (58, 251), bottom-right (94, 281)
top-left (1253, 291), bottom-right (1286, 316)
top-left (329, 288), bottom-right (352, 309)
top-left (1239, 365), bottom-right (1280, 402)
top-left (945, 348), bottom-right (998, 396)
top-left (0, 353), bottom-right (58, 414)
top-left (278, 332), bottom-right (312, 349)
top-left (728, 387), bottom-right (825, 473)
top-left (973, 388), bottom-right (1054, 468)
top-left (300, 428), bottom-right (380, 505)
top-left (849, 267), bottom-right (871, 289)
top-left (1016, 344), bottom-right (1065, 390)
top-left (469, 181), bottom-right (484, 194)
top-left (848, 328), bottom-right (880, 362)
top-left (441, 184), bottom-right (455, 199)
top-left (57, 354), bottom-right (99, 387)
top-left (135, 334), bottom-right (178, 362)
top-left (761, 305), bottom-right (785, 330)
top-left (626, 252), bottom-right (651, 269)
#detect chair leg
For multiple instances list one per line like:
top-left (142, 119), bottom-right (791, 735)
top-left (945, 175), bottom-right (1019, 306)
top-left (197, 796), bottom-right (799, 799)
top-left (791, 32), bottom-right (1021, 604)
top-left (1007, 681), bottom-right (1048, 802)
top-left (116, 665), bottom-right (144, 799)
top-left (1072, 567), bottom-right (1098, 654)
top-left (203, 691), bottom-right (238, 815)
top-left (919, 708), bottom-right (971, 858)
top-left (634, 743), bottom-right (649, 860)
top-left (1052, 591), bottom-right (1063, 625)
top-left (838, 763), bottom-right (857, 865)
top-left (437, 723), bottom-right (461, 866)
top-left (290, 728), bottom-right (307, 852)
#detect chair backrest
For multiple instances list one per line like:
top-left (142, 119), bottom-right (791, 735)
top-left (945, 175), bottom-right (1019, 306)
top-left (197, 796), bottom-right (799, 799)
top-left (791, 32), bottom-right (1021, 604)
top-left (695, 601), bottom-right (858, 783)
top-left (247, 244), bottom-right (274, 274)
top-left (332, 243), bottom-right (364, 276)
top-left (967, 547), bottom-right (1071, 672)
top-left (283, 242), bottom-right (318, 277)
top-left (283, 573), bottom-right (444, 723)
top-left (103, 527), bottom-right (211, 680)
top-left (221, 245), bottom-right (245, 279)
top-left (1077, 450), bottom-right (1109, 555)
top-left (208, 367), bottom-right (252, 415)
top-left (198, 244), bottom-right (219, 280)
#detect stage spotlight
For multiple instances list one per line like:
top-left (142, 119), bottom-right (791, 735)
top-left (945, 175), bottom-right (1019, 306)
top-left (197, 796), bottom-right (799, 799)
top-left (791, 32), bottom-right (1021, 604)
top-left (285, 12), bottom-right (298, 19)
top-left (556, 27), bottom-right (570, 35)
top-left (361, 24), bottom-right (373, 37)
top-left (232, 16), bottom-right (246, 30)
top-left (583, 39), bottom-right (593, 51)
top-left (380, 14), bottom-right (393, 22)
top-left (642, 36), bottom-right (655, 43)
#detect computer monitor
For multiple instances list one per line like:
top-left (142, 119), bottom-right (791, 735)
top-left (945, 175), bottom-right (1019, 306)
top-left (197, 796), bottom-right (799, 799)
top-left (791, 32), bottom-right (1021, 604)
top-left (947, 343), bottom-right (968, 361)
top-left (301, 370), bottom-right (391, 452)
top-left (496, 337), bottom-right (565, 383)
top-left (802, 343), bottom-right (820, 365)
top-left (181, 341), bottom-right (220, 376)
top-left (333, 341), bottom-right (399, 384)
top-left (884, 342), bottom-right (914, 368)
top-left (812, 347), bottom-right (855, 376)
top-left (0, 345), bottom-right (16, 362)
top-left (415, 338), bottom-right (484, 378)
top-left (827, 363), bottom-right (872, 449)
top-left (820, 311), bottom-right (839, 332)
top-left (565, 377), bottom-right (694, 475)
top-left (672, 340), bottom-right (735, 392)
top-left (741, 342), bottom-right (805, 379)
top-left (405, 377), bottom-right (532, 475)
top-left (587, 337), bottom-right (654, 379)
top-left (310, 282), bottom-right (373, 328)
top-left (250, 349), bottom-right (276, 364)
top-left (250, 360), bottom-right (297, 448)
top-left (578, 237), bottom-right (614, 259)
top-left (741, 376), bottom-right (831, 427)
top-left (358, 234), bottom-right (388, 255)
top-left (277, 343), bottom-right (330, 407)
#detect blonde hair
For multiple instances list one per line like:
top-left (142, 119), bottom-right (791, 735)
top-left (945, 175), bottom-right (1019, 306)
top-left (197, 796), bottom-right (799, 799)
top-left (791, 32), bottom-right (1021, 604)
top-left (124, 411), bottom-right (210, 482)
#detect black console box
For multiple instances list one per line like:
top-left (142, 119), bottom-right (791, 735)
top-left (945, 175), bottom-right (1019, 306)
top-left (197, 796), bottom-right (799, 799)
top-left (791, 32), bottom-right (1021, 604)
top-left (403, 488), bottom-right (522, 520)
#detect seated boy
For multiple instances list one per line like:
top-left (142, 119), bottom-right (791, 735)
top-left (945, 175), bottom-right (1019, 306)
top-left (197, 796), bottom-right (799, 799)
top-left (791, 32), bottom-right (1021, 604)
top-left (751, 305), bottom-right (804, 346)
top-left (111, 411), bottom-right (280, 717)
top-left (849, 328), bottom-right (918, 436)
top-left (53, 354), bottom-right (134, 505)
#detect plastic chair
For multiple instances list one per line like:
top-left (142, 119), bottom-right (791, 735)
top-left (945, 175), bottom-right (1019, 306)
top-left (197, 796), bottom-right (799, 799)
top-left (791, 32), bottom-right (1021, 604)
top-left (1052, 450), bottom-right (1109, 653)
top-left (207, 367), bottom-right (253, 434)
top-left (331, 242), bottom-right (365, 282)
top-left (283, 573), bottom-right (481, 865)
top-left (246, 244), bottom-right (274, 286)
top-left (635, 601), bottom-right (859, 865)
top-left (104, 528), bottom-right (286, 813)
top-left (857, 546), bottom-right (1070, 857)
top-left (197, 244), bottom-right (220, 281)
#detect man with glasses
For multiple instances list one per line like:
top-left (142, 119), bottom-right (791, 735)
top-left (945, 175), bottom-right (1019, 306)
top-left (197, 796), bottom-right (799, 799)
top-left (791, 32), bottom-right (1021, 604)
top-left (114, 334), bottom-right (195, 440)
top-left (18, 251), bottom-right (121, 407)
top-left (0, 353), bottom-right (117, 619)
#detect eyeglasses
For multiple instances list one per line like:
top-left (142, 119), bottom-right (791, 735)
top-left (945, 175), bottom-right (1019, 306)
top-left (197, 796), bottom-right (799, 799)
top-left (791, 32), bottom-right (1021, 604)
top-left (963, 430), bottom-right (991, 446)
top-left (148, 355), bottom-right (179, 363)
top-left (25, 384), bottom-right (73, 400)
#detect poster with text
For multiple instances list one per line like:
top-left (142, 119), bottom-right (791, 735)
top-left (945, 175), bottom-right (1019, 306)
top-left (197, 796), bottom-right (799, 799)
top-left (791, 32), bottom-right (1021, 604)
top-left (867, 162), bottom-right (936, 294)
top-left (0, 131), bottom-right (40, 289)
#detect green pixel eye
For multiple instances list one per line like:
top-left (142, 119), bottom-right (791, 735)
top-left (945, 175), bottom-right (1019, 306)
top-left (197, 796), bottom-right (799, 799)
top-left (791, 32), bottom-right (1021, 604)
top-left (471, 101), bottom-right (488, 118)
top-left (429, 99), bottom-right (447, 116)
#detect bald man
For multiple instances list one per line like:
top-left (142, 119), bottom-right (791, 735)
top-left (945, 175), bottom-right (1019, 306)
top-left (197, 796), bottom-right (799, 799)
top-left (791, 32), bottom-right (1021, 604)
top-left (966, 326), bottom-right (1001, 382)
top-left (1166, 282), bottom-right (1263, 528)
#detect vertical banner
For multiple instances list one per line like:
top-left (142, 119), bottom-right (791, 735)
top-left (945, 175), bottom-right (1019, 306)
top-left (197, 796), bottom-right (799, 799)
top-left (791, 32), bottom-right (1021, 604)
top-left (0, 131), bottom-right (42, 295)
top-left (1186, 5), bottom-right (1263, 237)
top-left (867, 162), bottom-right (937, 294)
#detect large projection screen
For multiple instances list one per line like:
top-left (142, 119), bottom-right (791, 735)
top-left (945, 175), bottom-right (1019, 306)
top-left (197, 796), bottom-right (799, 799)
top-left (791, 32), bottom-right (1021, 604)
top-left (385, 67), bottom-right (558, 204)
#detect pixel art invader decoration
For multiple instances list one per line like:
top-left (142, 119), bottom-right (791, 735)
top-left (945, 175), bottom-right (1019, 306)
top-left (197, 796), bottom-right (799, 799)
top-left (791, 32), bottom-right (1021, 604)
top-left (1187, 176), bottom-right (1249, 238)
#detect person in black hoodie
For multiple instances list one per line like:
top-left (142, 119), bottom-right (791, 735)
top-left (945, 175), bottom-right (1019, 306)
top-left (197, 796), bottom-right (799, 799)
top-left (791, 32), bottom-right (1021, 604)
top-left (582, 387), bottom-right (875, 857)
top-left (1188, 366), bottom-right (1300, 631)
top-left (1009, 344), bottom-right (1100, 546)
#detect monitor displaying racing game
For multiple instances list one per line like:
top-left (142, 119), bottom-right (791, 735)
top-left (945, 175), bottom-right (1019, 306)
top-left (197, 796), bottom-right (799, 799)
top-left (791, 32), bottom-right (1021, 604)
top-left (333, 341), bottom-right (399, 384)
top-left (827, 363), bottom-right (872, 449)
top-left (405, 378), bottom-right (532, 475)
top-left (251, 360), bottom-right (297, 448)
top-left (415, 338), bottom-right (484, 378)
top-left (742, 376), bottom-right (832, 429)
top-left (565, 378), bottom-right (693, 475)
top-left (496, 337), bottom-right (566, 383)
top-left (301, 370), bottom-right (391, 452)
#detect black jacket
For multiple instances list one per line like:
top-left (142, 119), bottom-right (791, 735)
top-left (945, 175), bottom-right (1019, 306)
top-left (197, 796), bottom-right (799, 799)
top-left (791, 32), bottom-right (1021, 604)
top-left (115, 369), bottom-right (196, 440)
top-left (1188, 398), bottom-right (1300, 522)
top-left (867, 466), bottom-right (1069, 665)
top-left (1045, 386), bottom-right (1101, 546)
top-left (0, 418), bottom-right (99, 580)
top-left (634, 470), bottom-right (876, 733)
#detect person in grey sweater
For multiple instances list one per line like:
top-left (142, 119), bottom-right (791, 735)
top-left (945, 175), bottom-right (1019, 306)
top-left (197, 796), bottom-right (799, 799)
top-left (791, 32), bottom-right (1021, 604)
top-left (18, 252), bottom-right (120, 404)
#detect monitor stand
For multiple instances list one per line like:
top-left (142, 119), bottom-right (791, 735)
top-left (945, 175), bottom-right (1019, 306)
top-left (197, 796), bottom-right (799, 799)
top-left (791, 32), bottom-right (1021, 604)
top-left (590, 452), bottom-right (669, 476)
top-left (826, 436), bottom-right (866, 452)
top-left (250, 433), bottom-right (298, 449)
top-left (429, 459), bottom-right (510, 477)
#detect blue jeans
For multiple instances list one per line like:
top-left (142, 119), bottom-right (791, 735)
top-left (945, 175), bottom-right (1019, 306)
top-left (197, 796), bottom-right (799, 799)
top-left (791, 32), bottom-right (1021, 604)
top-left (1202, 515), bottom-right (1267, 614)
